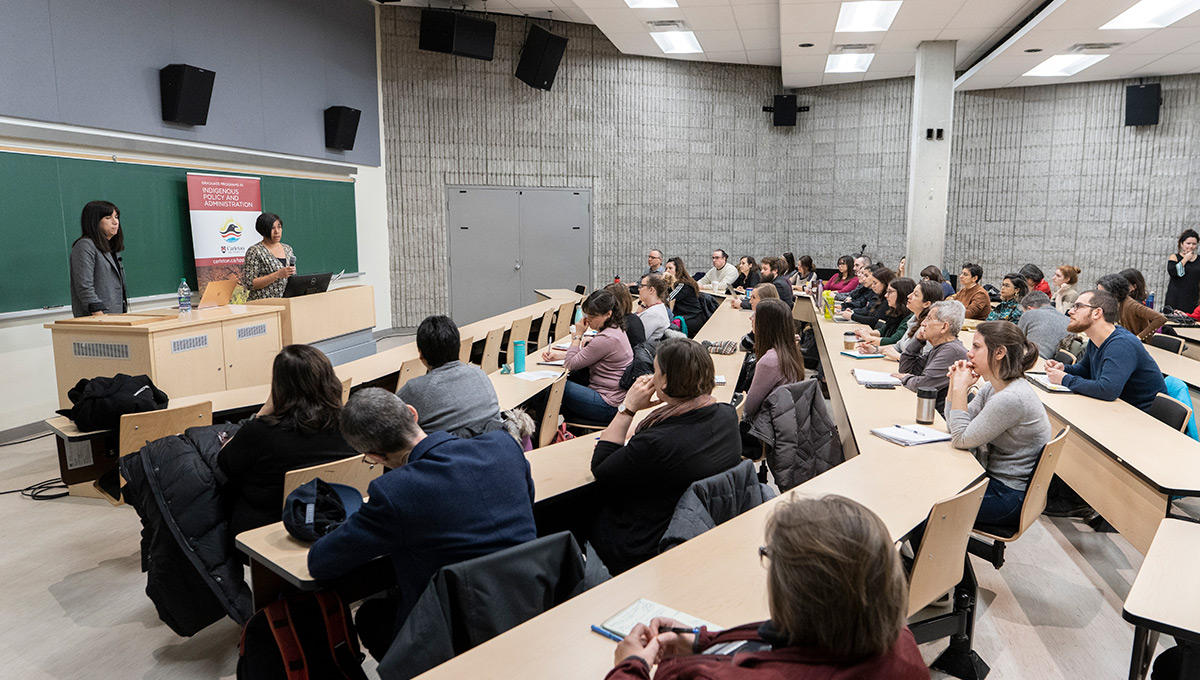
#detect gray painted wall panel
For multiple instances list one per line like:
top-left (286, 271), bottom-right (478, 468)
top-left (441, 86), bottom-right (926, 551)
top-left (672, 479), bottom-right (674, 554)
top-left (0, 0), bottom-right (60, 122)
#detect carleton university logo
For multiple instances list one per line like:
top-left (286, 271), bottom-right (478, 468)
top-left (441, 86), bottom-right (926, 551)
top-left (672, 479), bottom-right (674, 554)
top-left (219, 220), bottom-right (243, 243)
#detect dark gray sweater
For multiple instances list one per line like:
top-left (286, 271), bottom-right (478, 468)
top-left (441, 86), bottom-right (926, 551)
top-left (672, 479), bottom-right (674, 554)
top-left (398, 360), bottom-right (503, 438)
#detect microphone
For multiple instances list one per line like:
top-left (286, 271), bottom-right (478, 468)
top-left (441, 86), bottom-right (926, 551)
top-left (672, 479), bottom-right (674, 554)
top-left (859, 244), bottom-right (867, 256)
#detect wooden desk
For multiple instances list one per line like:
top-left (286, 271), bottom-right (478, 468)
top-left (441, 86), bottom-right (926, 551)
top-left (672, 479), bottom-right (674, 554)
top-left (1144, 342), bottom-right (1200, 389)
top-left (247, 285), bottom-right (375, 346)
top-left (1122, 518), bottom-right (1200, 679)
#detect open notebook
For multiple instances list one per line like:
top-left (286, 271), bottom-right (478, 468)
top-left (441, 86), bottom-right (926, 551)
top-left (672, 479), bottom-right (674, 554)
top-left (1025, 372), bottom-right (1072, 393)
top-left (598, 598), bottom-right (719, 640)
top-left (851, 368), bottom-right (901, 386)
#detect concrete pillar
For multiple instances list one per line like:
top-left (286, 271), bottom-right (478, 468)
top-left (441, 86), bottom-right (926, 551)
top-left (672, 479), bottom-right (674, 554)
top-left (904, 41), bottom-right (956, 276)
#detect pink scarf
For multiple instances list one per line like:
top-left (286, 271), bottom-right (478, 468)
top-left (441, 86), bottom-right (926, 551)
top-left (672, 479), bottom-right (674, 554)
top-left (635, 394), bottom-right (717, 434)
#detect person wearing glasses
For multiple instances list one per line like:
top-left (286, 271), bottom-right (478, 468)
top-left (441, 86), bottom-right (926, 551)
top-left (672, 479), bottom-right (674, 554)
top-left (636, 274), bottom-right (671, 344)
top-left (1045, 290), bottom-right (1166, 413)
top-left (604, 495), bottom-right (927, 680)
top-left (642, 249), bottom-right (665, 278)
top-left (1095, 273), bottom-right (1165, 342)
top-left (541, 289), bottom-right (633, 425)
top-left (696, 249), bottom-right (739, 292)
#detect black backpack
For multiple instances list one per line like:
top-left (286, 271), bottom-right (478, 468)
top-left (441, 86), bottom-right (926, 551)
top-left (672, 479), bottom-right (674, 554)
top-left (238, 591), bottom-right (368, 680)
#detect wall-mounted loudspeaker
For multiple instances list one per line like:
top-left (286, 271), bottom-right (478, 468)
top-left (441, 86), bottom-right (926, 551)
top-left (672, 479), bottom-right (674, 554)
top-left (324, 106), bottom-right (361, 151)
top-left (160, 64), bottom-right (215, 126)
top-left (419, 9), bottom-right (496, 61)
top-left (516, 25), bottom-right (567, 91)
top-left (773, 94), bottom-right (797, 127)
top-left (1125, 84), bottom-right (1161, 126)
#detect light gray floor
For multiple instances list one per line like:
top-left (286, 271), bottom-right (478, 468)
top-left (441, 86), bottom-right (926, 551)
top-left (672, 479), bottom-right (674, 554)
top-left (0, 430), bottom-right (1183, 679)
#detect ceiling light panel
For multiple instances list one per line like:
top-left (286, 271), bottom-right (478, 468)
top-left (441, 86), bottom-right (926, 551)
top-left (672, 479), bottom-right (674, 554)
top-left (1023, 54), bottom-right (1109, 77)
top-left (825, 53), bottom-right (875, 72)
top-left (835, 1), bottom-right (903, 33)
top-left (652, 31), bottom-right (703, 54)
top-left (625, 0), bottom-right (678, 8)
top-left (1101, 0), bottom-right (1200, 30)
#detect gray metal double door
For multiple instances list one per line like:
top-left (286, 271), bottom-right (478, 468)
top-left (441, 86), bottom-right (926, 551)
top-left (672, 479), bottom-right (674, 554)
top-left (446, 186), bottom-right (592, 326)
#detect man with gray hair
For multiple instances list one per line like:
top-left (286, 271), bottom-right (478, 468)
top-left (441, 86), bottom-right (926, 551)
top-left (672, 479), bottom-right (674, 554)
top-left (893, 300), bottom-right (969, 411)
top-left (307, 388), bottom-right (536, 659)
top-left (642, 249), bottom-right (665, 277)
top-left (1017, 291), bottom-right (1070, 359)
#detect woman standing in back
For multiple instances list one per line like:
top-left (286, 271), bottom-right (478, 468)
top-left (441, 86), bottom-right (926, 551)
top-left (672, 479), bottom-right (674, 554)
top-left (1166, 229), bottom-right (1200, 312)
top-left (70, 200), bottom-right (129, 317)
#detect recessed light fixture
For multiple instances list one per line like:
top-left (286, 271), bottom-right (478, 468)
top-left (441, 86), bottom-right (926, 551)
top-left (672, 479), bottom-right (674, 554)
top-left (651, 31), bottom-right (703, 54)
top-left (1023, 54), bottom-right (1108, 77)
top-left (1101, 0), bottom-right (1200, 30)
top-left (799, 43), bottom-right (815, 48)
top-left (1024, 48), bottom-right (1043, 53)
top-left (625, 0), bottom-right (678, 8)
top-left (825, 53), bottom-right (875, 73)
top-left (835, 1), bottom-right (903, 32)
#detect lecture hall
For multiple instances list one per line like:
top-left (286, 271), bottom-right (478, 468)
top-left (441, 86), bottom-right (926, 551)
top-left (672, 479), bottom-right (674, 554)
top-left (3, 0), bottom-right (1200, 678)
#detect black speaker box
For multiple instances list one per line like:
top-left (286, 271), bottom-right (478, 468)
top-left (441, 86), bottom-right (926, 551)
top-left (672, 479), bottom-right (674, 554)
top-left (516, 25), bottom-right (567, 91)
top-left (324, 106), bottom-right (361, 151)
top-left (1125, 84), bottom-right (1161, 126)
top-left (419, 9), bottom-right (496, 61)
top-left (773, 94), bottom-right (797, 127)
top-left (160, 64), bottom-right (215, 126)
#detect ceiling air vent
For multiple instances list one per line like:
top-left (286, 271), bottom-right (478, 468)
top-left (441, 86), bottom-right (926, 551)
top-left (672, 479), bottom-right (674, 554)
top-left (834, 43), bottom-right (876, 53)
top-left (646, 19), bottom-right (688, 30)
top-left (1069, 43), bottom-right (1123, 52)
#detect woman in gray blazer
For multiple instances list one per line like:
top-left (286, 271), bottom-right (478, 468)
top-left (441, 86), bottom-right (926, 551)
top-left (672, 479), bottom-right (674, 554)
top-left (70, 200), bottom-right (128, 317)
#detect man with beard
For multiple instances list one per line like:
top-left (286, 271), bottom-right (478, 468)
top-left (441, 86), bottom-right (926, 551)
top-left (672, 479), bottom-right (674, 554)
top-left (1044, 289), bottom-right (1165, 413)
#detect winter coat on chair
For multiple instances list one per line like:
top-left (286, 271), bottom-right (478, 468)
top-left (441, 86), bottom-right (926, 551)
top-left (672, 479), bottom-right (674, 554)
top-left (747, 379), bottom-right (843, 492)
top-left (120, 422), bottom-right (252, 636)
top-left (658, 460), bottom-right (777, 552)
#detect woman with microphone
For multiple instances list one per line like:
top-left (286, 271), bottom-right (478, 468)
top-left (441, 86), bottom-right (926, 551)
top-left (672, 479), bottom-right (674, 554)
top-left (242, 212), bottom-right (296, 300)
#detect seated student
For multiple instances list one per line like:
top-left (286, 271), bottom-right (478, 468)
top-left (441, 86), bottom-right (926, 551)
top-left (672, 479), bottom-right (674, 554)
top-left (1019, 263), bottom-right (1051, 295)
top-left (987, 273), bottom-right (1029, 323)
top-left (1096, 273), bottom-right (1165, 341)
top-left (606, 496), bottom-right (927, 680)
top-left (841, 266), bottom-right (895, 326)
top-left (1045, 290), bottom-right (1167, 413)
top-left (665, 257), bottom-right (706, 338)
top-left (218, 344), bottom-right (358, 537)
top-left (608, 282), bottom-right (645, 348)
top-left (758, 256), bottom-right (795, 307)
top-left (398, 315), bottom-right (503, 439)
top-left (309, 388), bottom-right (536, 659)
top-left (838, 263), bottom-right (879, 313)
top-left (1120, 267), bottom-right (1150, 304)
top-left (853, 277), bottom-right (916, 351)
top-left (781, 252), bottom-right (800, 287)
top-left (743, 299), bottom-right (806, 420)
top-left (589, 338), bottom-right (741, 574)
top-left (893, 300), bottom-right (969, 408)
top-left (864, 279), bottom-right (943, 360)
top-left (825, 255), bottom-right (859, 293)
top-left (1017, 291), bottom-right (1071, 359)
top-left (696, 249), bottom-right (739, 291)
top-left (795, 254), bottom-right (819, 288)
top-left (921, 264), bottom-right (955, 298)
top-left (731, 255), bottom-right (760, 293)
top-left (945, 322), bottom-right (1051, 528)
top-left (836, 256), bottom-right (872, 301)
top-left (541, 289), bottom-right (633, 425)
top-left (635, 274), bottom-right (670, 344)
top-left (1050, 265), bottom-right (1082, 313)
top-left (952, 262), bottom-right (991, 320)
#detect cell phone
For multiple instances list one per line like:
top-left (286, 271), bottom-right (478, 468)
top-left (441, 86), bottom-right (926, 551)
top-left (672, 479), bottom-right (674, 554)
top-left (865, 383), bottom-right (896, 390)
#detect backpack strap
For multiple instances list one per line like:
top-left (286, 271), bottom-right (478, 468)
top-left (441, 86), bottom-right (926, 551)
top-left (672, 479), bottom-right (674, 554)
top-left (267, 600), bottom-right (309, 680)
top-left (314, 591), bottom-right (367, 680)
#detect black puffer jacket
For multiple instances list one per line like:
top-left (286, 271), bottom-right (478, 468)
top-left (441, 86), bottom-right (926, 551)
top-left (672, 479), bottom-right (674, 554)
top-left (120, 423), bottom-right (252, 636)
top-left (747, 379), bottom-right (843, 492)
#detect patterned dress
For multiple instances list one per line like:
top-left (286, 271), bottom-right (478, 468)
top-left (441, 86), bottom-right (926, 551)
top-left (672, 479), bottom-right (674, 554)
top-left (242, 241), bottom-right (294, 300)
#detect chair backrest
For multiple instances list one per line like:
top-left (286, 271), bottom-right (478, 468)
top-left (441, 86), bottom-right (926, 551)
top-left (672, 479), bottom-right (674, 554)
top-left (1148, 393), bottom-right (1192, 433)
top-left (506, 315), bottom-right (534, 364)
top-left (119, 401), bottom-right (213, 457)
top-left (481, 327), bottom-right (506, 374)
top-left (538, 373), bottom-right (569, 448)
top-left (459, 335), bottom-right (475, 364)
top-left (574, 284), bottom-right (587, 295)
top-left (397, 357), bottom-right (427, 391)
top-left (907, 478), bottom-right (988, 618)
top-left (281, 454), bottom-right (381, 505)
top-left (1011, 426), bottom-right (1069, 537)
top-left (340, 377), bottom-right (352, 405)
top-left (535, 308), bottom-right (555, 350)
top-left (1148, 333), bottom-right (1186, 355)
top-left (553, 301), bottom-right (575, 342)
top-left (1053, 349), bottom-right (1076, 365)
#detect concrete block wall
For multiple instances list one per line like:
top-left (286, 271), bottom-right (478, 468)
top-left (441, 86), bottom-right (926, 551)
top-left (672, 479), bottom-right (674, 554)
top-left (379, 6), bottom-right (912, 326)
top-left (948, 76), bottom-right (1200, 300)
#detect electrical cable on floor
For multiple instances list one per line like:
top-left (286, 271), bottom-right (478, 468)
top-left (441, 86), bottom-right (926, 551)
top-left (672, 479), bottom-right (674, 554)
top-left (0, 431), bottom-right (53, 447)
top-left (0, 477), bottom-right (69, 500)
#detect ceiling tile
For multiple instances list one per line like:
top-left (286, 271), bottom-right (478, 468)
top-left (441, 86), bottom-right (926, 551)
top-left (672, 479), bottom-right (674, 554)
top-left (603, 31), bottom-right (662, 53)
top-left (680, 5), bottom-right (738, 30)
top-left (780, 32), bottom-right (834, 54)
top-left (779, 3), bottom-right (841, 31)
top-left (579, 8), bottom-right (647, 32)
top-left (781, 54), bottom-right (829, 72)
top-left (732, 3), bottom-right (778, 30)
top-left (740, 28), bottom-right (781, 49)
top-left (945, 0), bottom-right (1042, 30)
top-left (707, 50), bottom-right (750, 63)
top-left (1131, 52), bottom-right (1200, 76)
top-left (871, 52), bottom-right (916, 71)
top-left (888, 1), bottom-right (960, 32)
top-left (1120, 26), bottom-right (1200, 55)
top-left (747, 48), bottom-right (783, 65)
top-left (823, 72), bottom-right (867, 85)
top-left (782, 73), bottom-right (825, 88)
top-left (695, 29), bottom-right (747, 51)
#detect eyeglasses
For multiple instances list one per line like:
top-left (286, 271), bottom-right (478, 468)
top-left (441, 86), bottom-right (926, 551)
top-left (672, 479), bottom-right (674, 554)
top-left (1069, 302), bottom-right (1098, 313)
top-left (712, 255), bottom-right (722, 260)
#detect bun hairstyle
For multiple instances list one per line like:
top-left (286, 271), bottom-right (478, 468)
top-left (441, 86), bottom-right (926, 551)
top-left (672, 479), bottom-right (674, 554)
top-left (1057, 265), bottom-right (1081, 285)
top-left (975, 321), bottom-right (1039, 381)
top-left (582, 289), bottom-right (626, 331)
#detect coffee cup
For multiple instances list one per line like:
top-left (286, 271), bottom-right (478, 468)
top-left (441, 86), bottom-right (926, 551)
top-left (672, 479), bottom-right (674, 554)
top-left (844, 332), bottom-right (857, 350)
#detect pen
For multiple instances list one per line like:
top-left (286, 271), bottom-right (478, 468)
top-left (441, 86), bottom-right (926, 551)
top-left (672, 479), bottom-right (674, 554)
top-left (591, 625), bottom-right (623, 642)
top-left (893, 424), bottom-right (927, 437)
top-left (658, 626), bottom-right (700, 636)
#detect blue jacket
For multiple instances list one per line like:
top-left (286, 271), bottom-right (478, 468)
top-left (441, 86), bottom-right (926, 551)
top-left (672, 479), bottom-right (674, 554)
top-left (1061, 326), bottom-right (1166, 413)
top-left (308, 430), bottom-right (536, 632)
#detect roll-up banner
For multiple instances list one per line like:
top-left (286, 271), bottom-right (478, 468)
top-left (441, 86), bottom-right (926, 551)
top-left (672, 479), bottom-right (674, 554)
top-left (185, 173), bottom-right (261, 302)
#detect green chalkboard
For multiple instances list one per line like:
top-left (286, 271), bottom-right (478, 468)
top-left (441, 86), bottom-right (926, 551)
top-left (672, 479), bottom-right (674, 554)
top-left (0, 150), bottom-right (358, 314)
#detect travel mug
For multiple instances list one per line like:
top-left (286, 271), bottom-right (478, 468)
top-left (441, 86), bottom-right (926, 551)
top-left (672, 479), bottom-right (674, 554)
top-left (916, 387), bottom-right (937, 425)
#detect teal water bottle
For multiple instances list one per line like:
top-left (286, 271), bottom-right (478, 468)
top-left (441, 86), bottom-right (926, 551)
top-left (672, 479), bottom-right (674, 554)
top-left (513, 340), bottom-right (526, 373)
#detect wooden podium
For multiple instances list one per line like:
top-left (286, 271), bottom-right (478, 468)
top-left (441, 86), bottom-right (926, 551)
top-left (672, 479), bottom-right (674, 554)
top-left (248, 285), bottom-right (376, 362)
top-left (46, 305), bottom-right (283, 409)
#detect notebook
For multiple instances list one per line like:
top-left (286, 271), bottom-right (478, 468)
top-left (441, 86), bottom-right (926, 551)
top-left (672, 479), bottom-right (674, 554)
top-left (870, 424), bottom-right (952, 446)
top-left (840, 350), bottom-right (884, 359)
top-left (851, 368), bottom-right (901, 386)
top-left (537, 359), bottom-right (565, 366)
top-left (598, 598), bottom-right (719, 640)
top-left (1025, 372), bottom-right (1072, 393)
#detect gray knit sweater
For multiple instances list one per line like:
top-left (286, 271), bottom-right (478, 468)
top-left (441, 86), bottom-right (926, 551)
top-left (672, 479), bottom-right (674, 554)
top-left (398, 360), bottom-right (503, 438)
top-left (944, 378), bottom-right (1051, 491)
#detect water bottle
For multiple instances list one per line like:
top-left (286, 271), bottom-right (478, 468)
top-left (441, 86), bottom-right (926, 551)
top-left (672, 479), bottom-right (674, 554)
top-left (916, 388), bottom-right (937, 425)
top-left (513, 340), bottom-right (526, 373)
top-left (1146, 290), bottom-right (1155, 309)
top-left (177, 278), bottom-right (192, 313)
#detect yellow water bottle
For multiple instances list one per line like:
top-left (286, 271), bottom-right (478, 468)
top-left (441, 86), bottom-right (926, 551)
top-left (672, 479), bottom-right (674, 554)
top-left (823, 291), bottom-right (834, 320)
